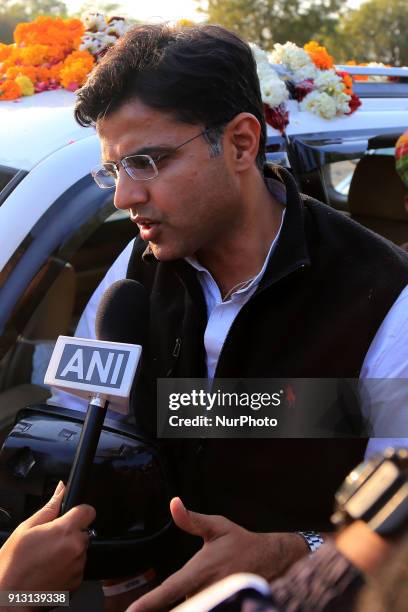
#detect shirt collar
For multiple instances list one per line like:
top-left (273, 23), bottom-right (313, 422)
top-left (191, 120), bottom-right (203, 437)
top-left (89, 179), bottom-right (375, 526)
top-left (185, 207), bottom-right (286, 298)
top-left (141, 165), bottom-right (311, 289)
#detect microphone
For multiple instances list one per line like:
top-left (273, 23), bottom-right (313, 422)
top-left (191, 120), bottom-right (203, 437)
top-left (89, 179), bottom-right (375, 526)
top-left (44, 279), bottom-right (149, 513)
top-left (95, 279), bottom-right (149, 345)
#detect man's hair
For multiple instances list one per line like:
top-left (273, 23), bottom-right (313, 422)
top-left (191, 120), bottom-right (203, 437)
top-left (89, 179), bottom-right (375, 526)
top-left (74, 23), bottom-right (266, 169)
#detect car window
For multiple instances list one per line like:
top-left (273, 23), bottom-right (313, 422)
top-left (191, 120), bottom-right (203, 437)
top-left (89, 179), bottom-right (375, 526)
top-left (0, 166), bottom-right (17, 193)
top-left (0, 177), bottom-right (136, 436)
top-left (327, 148), bottom-right (397, 198)
top-left (327, 159), bottom-right (359, 197)
top-left (0, 166), bottom-right (27, 206)
top-left (288, 128), bottom-right (408, 247)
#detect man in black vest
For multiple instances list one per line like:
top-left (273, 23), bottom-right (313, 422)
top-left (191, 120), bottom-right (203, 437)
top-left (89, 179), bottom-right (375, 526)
top-left (72, 23), bottom-right (408, 610)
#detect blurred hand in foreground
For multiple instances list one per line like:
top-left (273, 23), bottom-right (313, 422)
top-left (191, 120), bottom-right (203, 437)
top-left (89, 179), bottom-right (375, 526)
top-left (0, 481), bottom-right (96, 594)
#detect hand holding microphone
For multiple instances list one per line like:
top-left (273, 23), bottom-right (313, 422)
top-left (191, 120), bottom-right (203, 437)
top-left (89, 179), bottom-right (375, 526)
top-left (0, 482), bottom-right (95, 594)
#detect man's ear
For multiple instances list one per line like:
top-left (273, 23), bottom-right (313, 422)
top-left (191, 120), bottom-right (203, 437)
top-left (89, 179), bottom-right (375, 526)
top-left (225, 113), bottom-right (261, 171)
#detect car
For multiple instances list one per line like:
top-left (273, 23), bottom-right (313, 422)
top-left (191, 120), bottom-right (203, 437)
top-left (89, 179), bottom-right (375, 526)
top-left (0, 89), bottom-right (165, 600)
top-left (265, 65), bottom-right (408, 246)
top-left (0, 89), bottom-right (137, 439)
top-left (1, 66), bottom-right (408, 441)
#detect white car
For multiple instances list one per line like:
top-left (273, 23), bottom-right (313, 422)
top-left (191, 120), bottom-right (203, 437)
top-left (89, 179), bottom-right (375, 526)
top-left (0, 90), bottom-right (137, 435)
top-left (0, 68), bottom-right (408, 437)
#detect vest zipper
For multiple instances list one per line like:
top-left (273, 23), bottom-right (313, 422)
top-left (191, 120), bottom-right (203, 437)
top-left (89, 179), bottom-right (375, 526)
top-left (166, 337), bottom-right (182, 376)
top-left (172, 337), bottom-right (181, 357)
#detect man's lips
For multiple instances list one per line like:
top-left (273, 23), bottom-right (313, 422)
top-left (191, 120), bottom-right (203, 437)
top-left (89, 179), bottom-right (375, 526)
top-left (130, 213), bottom-right (158, 225)
top-left (135, 218), bottom-right (161, 241)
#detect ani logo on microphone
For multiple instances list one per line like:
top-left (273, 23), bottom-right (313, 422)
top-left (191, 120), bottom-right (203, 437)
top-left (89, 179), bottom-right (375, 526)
top-left (57, 344), bottom-right (128, 387)
top-left (44, 336), bottom-right (142, 405)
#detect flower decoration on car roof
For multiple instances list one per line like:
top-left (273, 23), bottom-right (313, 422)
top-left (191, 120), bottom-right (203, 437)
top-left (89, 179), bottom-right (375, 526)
top-left (345, 60), bottom-right (405, 83)
top-left (303, 41), bottom-right (334, 71)
top-left (251, 40), bottom-right (362, 131)
top-left (249, 43), bottom-right (289, 134)
top-left (0, 13), bottom-right (132, 101)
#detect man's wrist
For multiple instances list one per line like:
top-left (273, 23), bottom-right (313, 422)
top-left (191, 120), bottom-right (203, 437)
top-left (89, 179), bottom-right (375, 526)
top-left (262, 532), bottom-right (311, 581)
top-left (297, 531), bottom-right (325, 553)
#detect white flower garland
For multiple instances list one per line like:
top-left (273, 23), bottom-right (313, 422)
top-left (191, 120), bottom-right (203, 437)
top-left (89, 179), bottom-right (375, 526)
top-left (271, 42), bottom-right (318, 83)
top-left (79, 13), bottom-right (132, 57)
top-left (249, 43), bottom-right (288, 108)
top-left (251, 41), bottom-right (357, 125)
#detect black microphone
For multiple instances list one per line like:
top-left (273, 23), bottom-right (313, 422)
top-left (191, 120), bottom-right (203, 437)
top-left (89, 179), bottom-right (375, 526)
top-left (95, 279), bottom-right (150, 344)
top-left (61, 280), bottom-right (149, 514)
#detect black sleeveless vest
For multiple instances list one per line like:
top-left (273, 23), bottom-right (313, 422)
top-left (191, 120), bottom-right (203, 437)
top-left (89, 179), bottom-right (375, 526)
top-left (126, 166), bottom-right (408, 535)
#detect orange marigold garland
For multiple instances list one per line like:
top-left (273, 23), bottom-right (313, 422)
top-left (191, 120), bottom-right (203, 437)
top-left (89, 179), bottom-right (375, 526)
top-left (13, 16), bottom-right (84, 52)
top-left (5, 65), bottom-right (37, 81)
top-left (304, 41), bottom-right (334, 70)
top-left (19, 44), bottom-right (51, 66)
top-left (0, 13), bottom-right (129, 101)
top-left (60, 50), bottom-right (95, 91)
top-left (0, 43), bottom-right (12, 62)
top-left (337, 71), bottom-right (353, 95)
top-left (0, 80), bottom-right (21, 100)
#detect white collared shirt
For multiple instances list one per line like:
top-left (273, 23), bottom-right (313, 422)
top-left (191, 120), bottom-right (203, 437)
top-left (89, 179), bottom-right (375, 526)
top-left (185, 209), bottom-right (285, 379)
top-left (49, 235), bottom-right (408, 458)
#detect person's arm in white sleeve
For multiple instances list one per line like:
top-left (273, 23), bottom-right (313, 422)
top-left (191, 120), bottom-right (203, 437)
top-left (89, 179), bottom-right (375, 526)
top-left (360, 285), bottom-right (408, 458)
top-left (47, 238), bottom-right (136, 412)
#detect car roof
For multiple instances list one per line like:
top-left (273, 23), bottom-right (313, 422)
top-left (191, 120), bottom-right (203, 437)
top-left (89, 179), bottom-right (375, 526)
top-left (0, 90), bottom-right (94, 171)
top-left (1, 78), bottom-right (407, 170)
top-left (267, 97), bottom-right (408, 139)
top-left (267, 65), bottom-right (408, 138)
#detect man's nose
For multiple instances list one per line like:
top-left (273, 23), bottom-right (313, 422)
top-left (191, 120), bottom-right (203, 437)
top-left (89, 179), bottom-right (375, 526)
top-left (114, 169), bottom-right (149, 211)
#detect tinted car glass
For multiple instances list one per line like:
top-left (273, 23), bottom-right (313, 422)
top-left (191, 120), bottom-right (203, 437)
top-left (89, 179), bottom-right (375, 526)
top-left (0, 175), bottom-right (136, 438)
top-left (0, 166), bottom-right (18, 193)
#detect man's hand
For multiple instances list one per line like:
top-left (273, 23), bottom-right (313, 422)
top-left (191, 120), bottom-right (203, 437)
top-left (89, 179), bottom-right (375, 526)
top-left (0, 481), bottom-right (96, 593)
top-left (126, 497), bottom-right (308, 612)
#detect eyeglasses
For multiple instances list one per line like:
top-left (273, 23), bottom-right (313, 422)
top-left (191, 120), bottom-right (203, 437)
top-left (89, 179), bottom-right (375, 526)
top-left (92, 129), bottom-right (209, 189)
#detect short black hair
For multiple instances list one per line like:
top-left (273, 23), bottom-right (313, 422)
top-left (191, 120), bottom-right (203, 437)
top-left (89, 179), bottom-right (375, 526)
top-left (74, 23), bottom-right (266, 169)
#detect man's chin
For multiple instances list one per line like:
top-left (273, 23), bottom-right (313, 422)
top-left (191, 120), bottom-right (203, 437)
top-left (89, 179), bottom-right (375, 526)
top-left (149, 241), bottom-right (187, 262)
